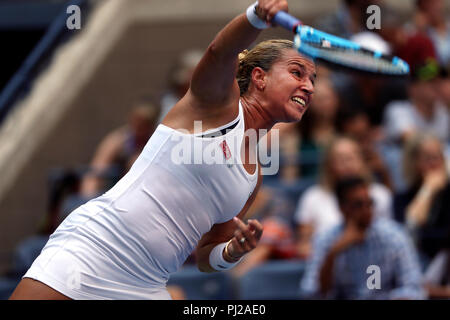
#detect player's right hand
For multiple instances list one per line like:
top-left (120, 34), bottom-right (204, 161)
top-left (255, 0), bottom-right (289, 24)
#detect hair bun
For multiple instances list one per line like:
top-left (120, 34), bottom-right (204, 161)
top-left (238, 49), bottom-right (249, 62)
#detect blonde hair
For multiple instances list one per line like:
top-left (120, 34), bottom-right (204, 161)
top-left (237, 39), bottom-right (294, 96)
top-left (402, 132), bottom-right (444, 187)
top-left (319, 135), bottom-right (371, 189)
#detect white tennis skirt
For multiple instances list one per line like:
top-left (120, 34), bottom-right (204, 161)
top-left (23, 238), bottom-right (172, 300)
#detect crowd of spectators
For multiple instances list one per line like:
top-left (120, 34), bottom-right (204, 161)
top-left (235, 0), bottom-right (450, 300)
top-left (2, 0), bottom-right (449, 300)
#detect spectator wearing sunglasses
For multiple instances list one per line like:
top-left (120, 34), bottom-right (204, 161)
top-left (299, 176), bottom-right (424, 300)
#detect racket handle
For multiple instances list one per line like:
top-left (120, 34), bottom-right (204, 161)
top-left (272, 11), bottom-right (302, 33)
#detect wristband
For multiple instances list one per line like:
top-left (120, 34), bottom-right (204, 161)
top-left (246, 2), bottom-right (269, 29)
top-left (209, 241), bottom-right (242, 271)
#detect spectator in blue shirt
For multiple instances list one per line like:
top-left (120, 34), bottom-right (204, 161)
top-left (299, 176), bottom-right (425, 300)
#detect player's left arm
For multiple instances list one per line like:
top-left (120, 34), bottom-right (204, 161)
top-left (196, 167), bottom-right (263, 273)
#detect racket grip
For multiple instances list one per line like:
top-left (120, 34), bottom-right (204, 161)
top-left (272, 11), bottom-right (301, 33)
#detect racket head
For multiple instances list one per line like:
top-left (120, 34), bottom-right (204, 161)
top-left (293, 25), bottom-right (410, 76)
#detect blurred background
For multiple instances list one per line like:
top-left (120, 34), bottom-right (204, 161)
top-left (0, 0), bottom-right (449, 300)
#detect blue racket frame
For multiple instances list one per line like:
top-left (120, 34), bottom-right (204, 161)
top-left (272, 11), bottom-right (410, 75)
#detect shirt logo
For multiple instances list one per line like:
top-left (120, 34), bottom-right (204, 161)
top-left (220, 140), bottom-right (233, 168)
top-left (220, 140), bottom-right (232, 160)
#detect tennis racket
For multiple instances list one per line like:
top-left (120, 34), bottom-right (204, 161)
top-left (272, 11), bottom-right (409, 76)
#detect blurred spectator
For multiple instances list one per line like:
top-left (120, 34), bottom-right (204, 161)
top-left (376, 28), bottom-right (445, 191)
top-left (230, 186), bottom-right (298, 279)
top-left (393, 133), bottom-right (450, 260)
top-left (381, 3), bottom-right (438, 69)
top-left (383, 58), bottom-right (449, 145)
top-left (80, 99), bottom-right (160, 198)
top-left (336, 107), bottom-right (393, 190)
top-left (294, 136), bottom-right (392, 260)
top-left (298, 79), bottom-right (340, 179)
top-left (423, 248), bottom-right (450, 299)
top-left (299, 176), bottom-right (425, 300)
top-left (413, 0), bottom-right (450, 67)
top-left (337, 32), bottom-right (407, 129)
top-left (159, 49), bottom-right (203, 122)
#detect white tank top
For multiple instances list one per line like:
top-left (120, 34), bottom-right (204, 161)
top-left (26, 101), bottom-right (258, 298)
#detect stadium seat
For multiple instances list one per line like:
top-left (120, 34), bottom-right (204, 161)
top-left (167, 265), bottom-right (233, 300)
top-left (238, 260), bottom-right (306, 300)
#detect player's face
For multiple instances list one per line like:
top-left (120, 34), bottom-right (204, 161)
top-left (264, 49), bottom-right (316, 122)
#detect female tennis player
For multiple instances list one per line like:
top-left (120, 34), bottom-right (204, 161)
top-left (10, 0), bottom-right (315, 299)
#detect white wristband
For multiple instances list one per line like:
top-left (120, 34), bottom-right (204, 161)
top-left (209, 242), bottom-right (242, 271)
top-left (246, 2), bottom-right (269, 29)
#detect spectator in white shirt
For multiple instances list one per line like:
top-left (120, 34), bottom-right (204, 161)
top-left (294, 136), bottom-right (392, 259)
top-left (383, 58), bottom-right (449, 145)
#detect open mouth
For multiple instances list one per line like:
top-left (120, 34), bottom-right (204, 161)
top-left (291, 96), bottom-right (306, 107)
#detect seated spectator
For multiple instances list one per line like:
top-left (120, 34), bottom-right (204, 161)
top-left (337, 32), bottom-right (407, 129)
top-left (80, 99), bottom-right (160, 198)
top-left (374, 25), bottom-right (440, 190)
top-left (336, 107), bottom-right (393, 190)
top-left (299, 176), bottom-right (425, 300)
top-left (383, 54), bottom-right (449, 145)
top-left (294, 136), bottom-right (392, 260)
top-left (393, 133), bottom-right (450, 260)
top-left (423, 248), bottom-right (450, 299)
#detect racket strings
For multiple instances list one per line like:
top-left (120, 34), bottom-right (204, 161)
top-left (304, 42), bottom-right (405, 74)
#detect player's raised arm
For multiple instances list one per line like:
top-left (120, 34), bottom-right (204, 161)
top-left (189, 0), bottom-right (288, 106)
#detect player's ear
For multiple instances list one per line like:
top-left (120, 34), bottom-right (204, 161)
top-left (251, 67), bottom-right (266, 91)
